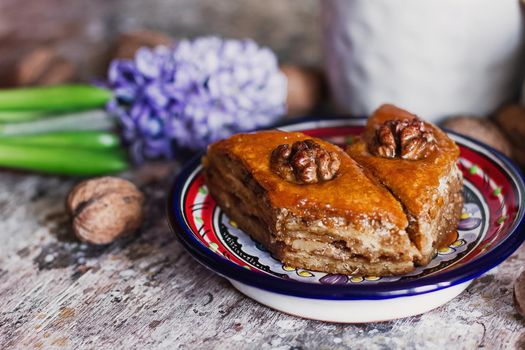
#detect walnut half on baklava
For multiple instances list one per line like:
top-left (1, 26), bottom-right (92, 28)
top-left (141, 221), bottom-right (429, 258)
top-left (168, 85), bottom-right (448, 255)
top-left (203, 130), bottom-right (421, 276)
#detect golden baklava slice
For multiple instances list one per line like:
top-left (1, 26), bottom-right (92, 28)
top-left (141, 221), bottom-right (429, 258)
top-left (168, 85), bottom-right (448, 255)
top-left (203, 130), bottom-right (421, 276)
top-left (347, 104), bottom-right (464, 265)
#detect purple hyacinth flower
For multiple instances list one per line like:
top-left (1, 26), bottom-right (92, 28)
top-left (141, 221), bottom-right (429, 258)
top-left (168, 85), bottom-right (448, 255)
top-left (106, 36), bottom-right (287, 163)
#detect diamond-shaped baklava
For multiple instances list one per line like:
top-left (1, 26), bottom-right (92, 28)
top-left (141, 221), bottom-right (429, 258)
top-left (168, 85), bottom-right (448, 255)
top-left (347, 104), bottom-right (463, 265)
top-left (203, 130), bottom-right (421, 276)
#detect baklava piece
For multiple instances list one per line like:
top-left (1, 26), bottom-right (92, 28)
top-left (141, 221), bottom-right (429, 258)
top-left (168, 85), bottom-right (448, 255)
top-left (347, 104), bottom-right (464, 265)
top-left (203, 130), bottom-right (421, 276)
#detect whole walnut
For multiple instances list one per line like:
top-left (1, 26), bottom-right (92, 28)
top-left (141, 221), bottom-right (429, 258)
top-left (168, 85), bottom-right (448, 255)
top-left (280, 64), bottom-right (325, 117)
top-left (494, 104), bottom-right (525, 149)
top-left (66, 177), bottom-right (144, 245)
top-left (110, 30), bottom-right (172, 61)
top-left (442, 116), bottom-right (512, 157)
top-left (12, 46), bottom-right (75, 86)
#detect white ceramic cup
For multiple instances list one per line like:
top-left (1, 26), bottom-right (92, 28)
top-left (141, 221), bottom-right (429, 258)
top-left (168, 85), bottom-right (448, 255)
top-left (321, 0), bottom-right (525, 122)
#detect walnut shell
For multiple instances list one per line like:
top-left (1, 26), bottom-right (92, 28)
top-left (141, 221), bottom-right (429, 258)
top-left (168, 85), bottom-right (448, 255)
top-left (511, 144), bottom-right (525, 169)
top-left (494, 104), bottom-right (525, 149)
top-left (13, 46), bottom-right (75, 86)
top-left (110, 30), bottom-right (172, 60)
top-left (280, 64), bottom-right (325, 117)
top-left (66, 177), bottom-right (144, 245)
top-left (442, 116), bottom-right (512, 157)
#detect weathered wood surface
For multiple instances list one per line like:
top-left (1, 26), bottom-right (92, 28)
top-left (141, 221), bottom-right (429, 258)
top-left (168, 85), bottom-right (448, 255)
top-left (0, 164), bottom-right (524, 350)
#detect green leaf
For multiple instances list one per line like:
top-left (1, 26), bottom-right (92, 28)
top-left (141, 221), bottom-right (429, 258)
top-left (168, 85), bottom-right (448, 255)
top-left (0, 143), bottom-right (128, 176)
top-left (0, 110), bottom-right (115, 136)
top-left (0, 131), bottom-right (120, 150)
top-left (0, 110), bottom-right (51, 123)
top-left (0, 84), bottom-right (112, 112)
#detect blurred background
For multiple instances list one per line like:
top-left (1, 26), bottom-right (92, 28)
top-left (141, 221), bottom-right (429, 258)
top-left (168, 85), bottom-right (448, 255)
top-left (1, 0), bottom-right (525, 173)
top-left (0, 0), bottom-right (320, 85)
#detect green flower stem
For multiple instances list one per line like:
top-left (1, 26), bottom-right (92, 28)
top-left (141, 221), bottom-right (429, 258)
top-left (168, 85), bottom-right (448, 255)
top-left (0, 110), bottom-right (115, 136)
top-left (0, 110), bottom-right (50, 123)
top-left (0, 143), bottom-right (128, 176)
top-left (0, 85), bottom-right (112, 112)
top-left (0, 131), bottom-right (121, 150)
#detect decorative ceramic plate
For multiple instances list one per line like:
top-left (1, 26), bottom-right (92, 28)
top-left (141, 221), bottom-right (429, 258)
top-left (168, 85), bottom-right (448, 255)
top-left (167, 118), bottom-right (525, 323)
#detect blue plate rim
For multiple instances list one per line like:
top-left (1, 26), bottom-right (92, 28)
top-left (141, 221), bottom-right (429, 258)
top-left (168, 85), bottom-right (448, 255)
top-left (167, 116), bottom-right (525, 300)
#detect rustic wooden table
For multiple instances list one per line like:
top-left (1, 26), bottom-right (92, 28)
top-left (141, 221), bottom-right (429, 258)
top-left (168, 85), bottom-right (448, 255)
top-left (1, 163), bottom-right (524, 350)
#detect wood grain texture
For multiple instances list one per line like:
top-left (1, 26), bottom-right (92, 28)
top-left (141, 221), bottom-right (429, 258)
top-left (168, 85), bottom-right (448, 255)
top-left (0, 165), bottom-right (524, 350)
